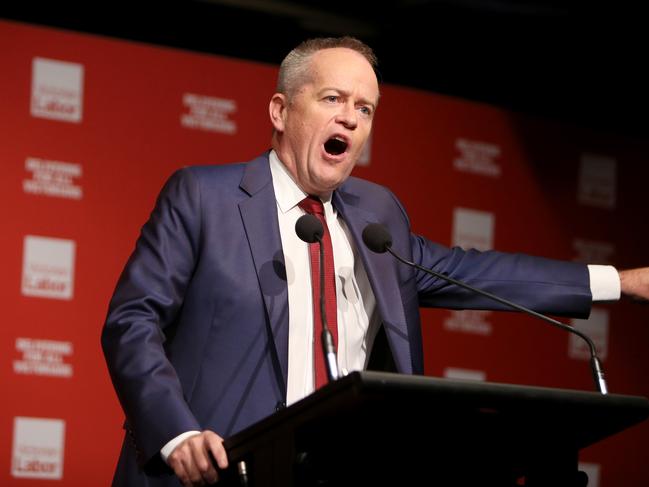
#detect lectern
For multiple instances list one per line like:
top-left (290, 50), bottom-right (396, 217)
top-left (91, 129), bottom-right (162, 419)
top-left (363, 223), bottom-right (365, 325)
top-left (221, 372), bottom-right (649, 486)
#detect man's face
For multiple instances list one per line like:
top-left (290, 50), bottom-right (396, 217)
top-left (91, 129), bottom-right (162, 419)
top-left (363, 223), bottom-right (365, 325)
top-left (270, 48), bottom-right (379, 196)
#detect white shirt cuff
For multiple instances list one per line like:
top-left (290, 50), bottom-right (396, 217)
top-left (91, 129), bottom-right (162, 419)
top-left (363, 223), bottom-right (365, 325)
top-left (160, 431), bottom-right (201, 464)
top-left (588, 265), bottom-right (621, 301)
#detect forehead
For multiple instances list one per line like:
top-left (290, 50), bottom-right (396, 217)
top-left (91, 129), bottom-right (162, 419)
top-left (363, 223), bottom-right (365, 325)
top-left (306, 48), bottom-right (379, 100)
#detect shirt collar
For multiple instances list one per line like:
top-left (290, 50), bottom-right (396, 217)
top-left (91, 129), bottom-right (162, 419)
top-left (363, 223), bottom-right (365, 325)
top-left (269, 150), bottom-right (334, 215)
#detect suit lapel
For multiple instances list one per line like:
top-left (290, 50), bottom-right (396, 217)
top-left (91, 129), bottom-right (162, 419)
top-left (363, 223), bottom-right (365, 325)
top-left (333, 188), bottom-right (413, 374)
top-left (236, 156), bottom-right (413, 388)
top-left (238, 155), bottom-right (289, 397)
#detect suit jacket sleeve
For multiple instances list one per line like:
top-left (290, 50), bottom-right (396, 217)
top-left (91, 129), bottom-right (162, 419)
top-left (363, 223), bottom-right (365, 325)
top-left (409, 233), bottom-right (592, 318)
top-left (101, 168), bottom-right (203, 466)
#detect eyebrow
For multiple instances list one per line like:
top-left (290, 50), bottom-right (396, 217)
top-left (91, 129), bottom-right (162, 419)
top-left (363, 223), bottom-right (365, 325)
top-left (318, 87), bottom-right (378, 112)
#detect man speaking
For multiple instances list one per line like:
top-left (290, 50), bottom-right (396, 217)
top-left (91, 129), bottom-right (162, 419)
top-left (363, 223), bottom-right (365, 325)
top-left (102, 36), bottom-right (649, 486)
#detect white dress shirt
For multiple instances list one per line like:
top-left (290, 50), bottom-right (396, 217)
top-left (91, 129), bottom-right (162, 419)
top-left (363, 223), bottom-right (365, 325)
top-left (268, 150), bottom-right (381, 405)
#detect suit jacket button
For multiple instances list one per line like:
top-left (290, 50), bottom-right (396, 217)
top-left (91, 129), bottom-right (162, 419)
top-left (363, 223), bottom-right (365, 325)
top-left (275, 401), bottom-right (286, 411)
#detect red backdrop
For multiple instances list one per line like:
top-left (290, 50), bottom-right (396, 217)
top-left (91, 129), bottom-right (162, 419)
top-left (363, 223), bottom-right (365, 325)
top-left (1, 19), bottom-right (647, 486)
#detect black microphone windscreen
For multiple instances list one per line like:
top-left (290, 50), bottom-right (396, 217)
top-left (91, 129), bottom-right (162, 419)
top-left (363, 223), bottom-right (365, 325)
top-left (362, 223), bottom-right (392, 253)
top-left (295, 214), bottom-right (324, 243)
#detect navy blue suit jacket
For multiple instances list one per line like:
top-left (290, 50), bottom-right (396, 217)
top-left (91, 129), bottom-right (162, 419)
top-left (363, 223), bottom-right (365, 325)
top-left (102, 153), bottom-right (592, 485)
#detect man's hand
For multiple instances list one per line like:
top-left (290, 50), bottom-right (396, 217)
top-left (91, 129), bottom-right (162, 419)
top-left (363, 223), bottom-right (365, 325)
top-left (620, 267), bottom-right (649, 301)
top-left (167, 430), bottom-right (229, 486)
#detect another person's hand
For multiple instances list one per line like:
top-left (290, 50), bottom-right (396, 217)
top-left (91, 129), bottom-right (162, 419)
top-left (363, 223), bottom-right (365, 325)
top-left (620, 267), bottom-right (649, 301)
top-left (167, 430), bottom-right (229, 486)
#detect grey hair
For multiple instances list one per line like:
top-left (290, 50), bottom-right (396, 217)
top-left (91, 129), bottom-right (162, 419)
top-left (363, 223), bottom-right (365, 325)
top-left (276, 36), bottom-right (378, 98)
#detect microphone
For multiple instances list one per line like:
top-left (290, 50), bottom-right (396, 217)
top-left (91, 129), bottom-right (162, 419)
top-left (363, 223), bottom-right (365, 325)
top-left (295, 214), bottom-right (323, 243)
top-left (362, 223), bottom-right (608, 395)
top-left (295, 214), bottom-right (340, 383)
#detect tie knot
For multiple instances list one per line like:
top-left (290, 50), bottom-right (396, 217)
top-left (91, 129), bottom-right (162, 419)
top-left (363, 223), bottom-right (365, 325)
top-left (298, 196), bottom-right (325, 216)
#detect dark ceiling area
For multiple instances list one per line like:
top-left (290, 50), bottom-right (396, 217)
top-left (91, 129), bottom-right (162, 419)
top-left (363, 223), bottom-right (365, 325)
top-left (2, 0), bottom-right (647, 138)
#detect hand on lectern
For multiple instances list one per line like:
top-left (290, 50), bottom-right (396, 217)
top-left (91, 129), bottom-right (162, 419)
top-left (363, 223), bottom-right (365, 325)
top-left (167, 430), bottom-right (229, 486)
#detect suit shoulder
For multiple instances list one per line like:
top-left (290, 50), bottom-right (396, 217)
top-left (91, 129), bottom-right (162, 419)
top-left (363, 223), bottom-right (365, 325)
top-left (175, 162), bottom-right (247, 182)
top-left (341, 176), bottom-right (410, 224)
top-left (149, 163), bottom-right (247, 212)
top-left (171, 153), bottom-right (269, 186)
top-left (343, 175), bottom-right (392, 196)
top-left (343, 176), bottom-right (404, 206)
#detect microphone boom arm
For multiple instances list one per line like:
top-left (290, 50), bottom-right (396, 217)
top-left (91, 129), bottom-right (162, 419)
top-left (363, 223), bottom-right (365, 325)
top-left (385, 246), bottom-right (608, 394)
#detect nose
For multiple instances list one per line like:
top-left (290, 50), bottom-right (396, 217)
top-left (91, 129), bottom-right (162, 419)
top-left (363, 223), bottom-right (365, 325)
top-left (336, 102), bottom-right (358, 130)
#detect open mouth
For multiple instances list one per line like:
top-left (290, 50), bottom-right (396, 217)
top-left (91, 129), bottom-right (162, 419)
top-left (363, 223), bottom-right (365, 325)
top-left (324, 136), bottom-right (348, 156)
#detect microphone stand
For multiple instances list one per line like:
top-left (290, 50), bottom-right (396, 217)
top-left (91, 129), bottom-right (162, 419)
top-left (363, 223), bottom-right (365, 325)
top-left (295, 214), bottom-right (340, 384)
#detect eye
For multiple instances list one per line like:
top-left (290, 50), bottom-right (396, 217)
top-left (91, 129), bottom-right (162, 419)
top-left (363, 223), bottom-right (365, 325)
top-left (325, 95), bottom-right (338, 103)
top-left (358, 106), bottom-right (372, 116)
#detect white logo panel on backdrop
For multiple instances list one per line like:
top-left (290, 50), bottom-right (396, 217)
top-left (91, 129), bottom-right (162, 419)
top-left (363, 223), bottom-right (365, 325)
top-left (452, 207), bottom-right (495, 251)
top-left (13, 338), bottom-right (74, 378)
top-left (23, 157), bottom-right (83, 200)
top-left (181, 93), bottom-right (237, 134)
top-left (578, 463), bottom-right (600, 487)
top-left (453, 138), bottom-right (502, 177)
top-left (31, 57), bottom-right (84, 123)
top-left (21, 236), bottom-right (76, 300)
top-left (443, 367), bottom-right (486, 381)
top-left (569, 308), bottom-right (609, 361)
top-left (11, 417), bottom-right (66, 479)
top-left (444, 310), bottom-right (493, 336)
top-left (577, 153), bottom-right (617, 209)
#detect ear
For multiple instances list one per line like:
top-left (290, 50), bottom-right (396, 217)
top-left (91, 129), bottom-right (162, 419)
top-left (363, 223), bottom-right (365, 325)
top-left (269, 93), bottom-right (288, 132)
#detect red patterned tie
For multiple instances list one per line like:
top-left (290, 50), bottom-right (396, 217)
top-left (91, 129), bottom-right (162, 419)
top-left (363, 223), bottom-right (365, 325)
top-left (298, 196), bottom-right (338, 389)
